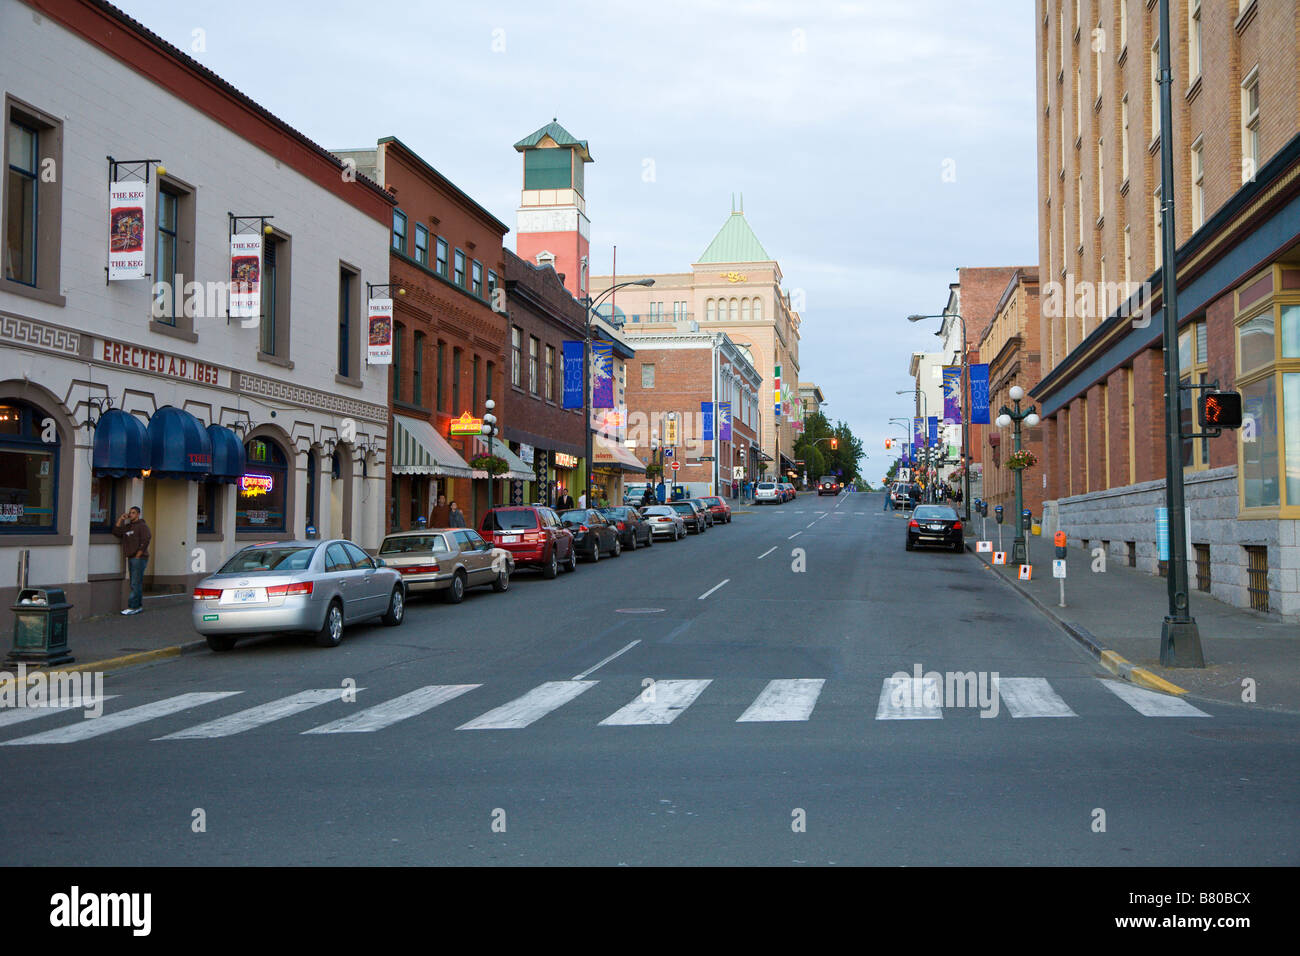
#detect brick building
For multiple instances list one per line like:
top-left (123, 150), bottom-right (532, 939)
top-left (979, 269), bottom-right (1044, 516)
top-left (1033, 0), bottom-right (1300, 618)
top-left (622, 332), bottom-right (762, 497)
top-left (333, 138), bottom-right (525, 533)
top-left (501, 249), bottom-right (588, 506)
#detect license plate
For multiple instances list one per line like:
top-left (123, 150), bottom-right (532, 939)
top-left (501, 534), bottom-right (519, 543)
top-left (929, 524), bottom-right (944, 530)
top-left (222, 587), bottom-right (266, 605)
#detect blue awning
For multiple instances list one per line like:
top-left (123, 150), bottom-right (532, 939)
top-left (206, 424), bottom-right (246, 483)
top-left (146, 406), bottom-right (212, 480)
top-left (92, 409), bottom-right (148, 478)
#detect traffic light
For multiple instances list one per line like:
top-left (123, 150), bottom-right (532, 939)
top-left (831, 438), bottom-right (838, 450)
top-left (1198, 390), bottom-right (1243, 429)
top-left (885, 438), bottom-right (892, 449)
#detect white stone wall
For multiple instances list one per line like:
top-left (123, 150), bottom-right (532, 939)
top-left (1054, 466), bottom-right (1300, 620)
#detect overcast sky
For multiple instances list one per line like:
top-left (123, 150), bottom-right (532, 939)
top-left (117, 0), bottom-right (1037, 478)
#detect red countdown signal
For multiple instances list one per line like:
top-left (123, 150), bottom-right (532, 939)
top-left (1198, 391), bottom-right (1243, 429)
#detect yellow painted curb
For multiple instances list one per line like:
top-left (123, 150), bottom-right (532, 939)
top-left (0, 645), bottom-right (182, 693)
top-left (1098, 650), bottom-right (1127, 677)
top-left (1128, 666), bottom-right (1189, 696)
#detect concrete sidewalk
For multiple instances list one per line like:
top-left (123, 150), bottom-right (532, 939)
top-left (970, 535), bottom-right (1300, 714)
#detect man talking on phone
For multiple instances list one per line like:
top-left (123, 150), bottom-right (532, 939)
top-left (112, 506), bottom-right (151, 615)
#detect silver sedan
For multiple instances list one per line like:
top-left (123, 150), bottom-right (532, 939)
top-left (378, 528), bottom-right (513, 603)
top-left (639, 505), bottom-right (687, 540)
top-left (192, 539), bottom-right (406, 651)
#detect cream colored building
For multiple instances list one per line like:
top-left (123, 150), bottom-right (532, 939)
top-left (590, 207), bottom-right (803, 476)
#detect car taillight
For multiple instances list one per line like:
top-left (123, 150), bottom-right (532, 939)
top-left (617, 521), bottom-right (625, 530)
top-left (909, 519), bottom-right (919, 528)
top-left (522, 532), bottom-right (541, 543)
top-left (266, 582), bottom-right (314, 597)
top-left (579, 525), bottom-right (589, 533)
top-left (399, 564), bottom-right (440, 575)
top-left (952, 521), bottom-right (962, 530)
top-left (193, 587), bottom-right (221, 600)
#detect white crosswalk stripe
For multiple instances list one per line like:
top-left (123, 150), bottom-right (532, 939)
top-left (304, 684), bottom-right (479, 734)
top-left (458, 680), bottom-right (595, 730)
top-left (600, 679), bottom-right (712, 725)
top-left (0, 696), bottom-right (119, 729)
top-left (997, 678), bottom-right (1077, 717)
top-left (1, 692), bottom-right (239, 745)
top-left (156, 689), bottom-right (346, 740)
top-left (1098, 679), bottom-right (1211, 717)
top-left (876, 677), bottom-right (944, 719)
top-left (737, 679), bottom-right (825, 722)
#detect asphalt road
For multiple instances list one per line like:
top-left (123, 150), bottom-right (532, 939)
top-left (2, 492), bottom-right (1297, 865)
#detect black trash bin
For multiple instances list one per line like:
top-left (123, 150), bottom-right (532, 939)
top-left (7, 587), bottom-right (74, 666)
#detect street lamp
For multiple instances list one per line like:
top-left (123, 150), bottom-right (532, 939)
top-left (581, 278), bottom-right (655, 505)
top-left (909, 312), bottom-right (970, 522)
top-left (480, 398), bottom-right (498, 512)
top-left (994, 385), bottom-right (1040, 564)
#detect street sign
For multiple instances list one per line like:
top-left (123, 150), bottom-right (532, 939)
top-left (1052, 559), bottom-right (1067, 578)
top-left (992, 552), bottom-right (1007, 565)
top-left (664, 447), bottom-right (675, 458)
top-left (670, 461), bottom-right (680, 472)
top-left (976, 541), bottom-right (992, 553)
top-left (1019, 565), bottom-right (1033, 580)
top-left (732, 466), bottom-right (744, 479)
top-left (699, 456), bottom-right (715, 462)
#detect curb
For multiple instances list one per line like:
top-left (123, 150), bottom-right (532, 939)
top-left (0, 640), bottom-right (205, 693)
top-left (973, 552), bottom-right (1190, 697)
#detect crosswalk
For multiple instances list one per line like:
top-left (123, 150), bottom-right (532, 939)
top-left (0, 677), bottom-right (1213, 746)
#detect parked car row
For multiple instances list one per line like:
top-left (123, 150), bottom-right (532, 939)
top-left (191, 495), bottom-right (738, 652)
top-left (754, 481), bottom-right (798, 504)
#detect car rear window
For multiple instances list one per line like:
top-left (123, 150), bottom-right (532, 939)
top-left (483, 510), bottom-right (539, 531)
top-left (913, 506), bottom-right (958, 520)
top-left (758, 482), bottom-right (776, 489)
top-left (380, 535), bottom-right (449, 554)
top-left (220, 546), bottom-right (315, 573)
top-left (670, 503), bottom-right (694, 514)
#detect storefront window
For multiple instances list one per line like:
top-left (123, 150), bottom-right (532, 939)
top-left (1285, 373), bottom-right (1300, 507)
top-left (90, 474), bottom-right (116, 532)
top-left (0, 402), bottom-right (58, 533)
top-left (1238, 312), bottom-right (1274, 374)
top-left (1283, 304), bottom-right (1300, 359)
top-left (196, 480), bottom-right (219, 534)
top-left (1241, 376), bottom-right (1279, 508)
top-left (237, 438), bottom-right (288, 532)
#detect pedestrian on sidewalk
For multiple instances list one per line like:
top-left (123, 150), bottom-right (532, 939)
top-left (112, 506), bottom-right (151, 615)
top-left (448, 501), bottom-right (467, 527)
top-left (882, 485), bottom-right (892, 510)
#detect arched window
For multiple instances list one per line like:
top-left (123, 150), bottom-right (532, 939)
top-left (0, 400), bottom-right (59, 533)
top-left (741, 299), bottom-right (751, 323)
top-left (238, 437), bottom-right (288, 532)
top-left (730, 298), bottom-right (739, 322)
top-left (753, 299), bottom-right (762, 322)
top-left (706, 299), bottom-right (716, 322)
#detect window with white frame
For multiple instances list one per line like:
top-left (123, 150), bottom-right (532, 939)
top-left (1189, 0), bottom-right (1202, 84)
top-left (1150, 41), bottom-right (1160, 140)
top-left (1121, 95), bottom-right (1130, 181)
top-left (1153, 186), bottom-right (1163, 269)
top-left (1242, 68), bottom-right (1260, 183)
top-left (1191, 137), bottom-right (1205, 229)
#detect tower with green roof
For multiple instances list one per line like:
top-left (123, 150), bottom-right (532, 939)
top-left (514, 119), bottom-right (593, 299)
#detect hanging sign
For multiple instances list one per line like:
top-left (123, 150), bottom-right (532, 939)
top-left (943, 367), bottom-right (962, 424)
top-left (108, 181), bottom-right (148, 280)
top-left (449, 411), bottom-right (484, 436)
top-left (701, 401), bottom-right (714, 441)
top-left (719, 403), bottom-right (732, 441)
top-left (367, 297), bottom-right (393, 365)
top-left (591, 341), bottom-right (614, 409)
top-left (562, 341), bottom-right (584, 409)
top-left (229, 234), bottom-right (263, 317)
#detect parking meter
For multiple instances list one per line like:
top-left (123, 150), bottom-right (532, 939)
top-left (994, 505), bottom-right (1004, 524)
top-left (1054, 531), bottom-right (1067, 559)
top-left (1022, 509), bottom-right (1033, 530)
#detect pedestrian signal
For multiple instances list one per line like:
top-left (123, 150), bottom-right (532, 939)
top-left (1198, 391), bottom-right (1243, 429)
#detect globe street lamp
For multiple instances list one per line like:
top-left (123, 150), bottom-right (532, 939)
top-left (581, 278), bottom-right (655, 504)
top-left (480, 398), bottom-right (498, 512)
top-left (994, 385), bottom-right (1040, 564)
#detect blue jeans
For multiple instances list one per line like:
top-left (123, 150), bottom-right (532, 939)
top-left (882, 491), bottom-right (891, 510)
top-left (127, 557), bottom-right (147, 610)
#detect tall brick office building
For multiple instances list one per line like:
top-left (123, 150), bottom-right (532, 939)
top-left (1033, 1), bottom-right (1300, 618)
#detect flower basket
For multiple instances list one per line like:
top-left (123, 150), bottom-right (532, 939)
top-left (469, 453), bottom-right (509, 476)
top-left (1006, 449), bottom-right (1038, 471)
top-left (644, 463), bottom-right (663, 479)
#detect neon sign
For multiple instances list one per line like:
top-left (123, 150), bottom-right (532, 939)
top-left (448, 411), bottom-right (484, 436)
top-left (240, 473), bottom-right (274, 497)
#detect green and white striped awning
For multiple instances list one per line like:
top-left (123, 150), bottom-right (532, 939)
top-left (392, 415), bottom-right (473, 477)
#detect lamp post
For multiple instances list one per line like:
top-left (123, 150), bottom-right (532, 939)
top-left (480, 398), bottom-right (498, 513)
top-left (995, 385), bottom-right (1040, 565)
top-left (909, 312), bottom-right (969, 522)
top-left (581, 278), bottom-right (655, 506)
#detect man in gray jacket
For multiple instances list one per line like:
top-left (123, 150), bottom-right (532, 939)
top-left (112, 506), bottom-right (151, 615)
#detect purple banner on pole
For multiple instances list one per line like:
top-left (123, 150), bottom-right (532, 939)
top-left (943, 366), bottom-right (961, 424)
top-left (718, 402), bottom-right (732, 441)
top-left (969, 364), bottom-right (990, 424)
top-left (561, 341), bottom-right (584, 409)
top-left (591, 340), bottom-right (614, 409)
top-left (914, 417), bottom-right (924, 449)
top-left (701, 401), bottom-right (714, 441)
top-left (928, 416), bottom-right (939, 446)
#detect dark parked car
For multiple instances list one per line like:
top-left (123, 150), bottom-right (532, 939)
top-left (906, 505), bottom-right (964, 552)
top-left (560, 508), bottom-right (622, 561)
top-left (480, 505), bottom-right (577, 578)
top-left (688, 498), bottom-right (716, 527)
top-left (699, 496), bottom-right (732, 524)
top-left (600, 506), bottom-right (654, 550)
top-left (669, 500), bottom-right (708, 534)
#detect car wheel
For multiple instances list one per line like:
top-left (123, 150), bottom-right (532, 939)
top-left (492, 569), bottom-right (510, 592)
top-left (206, 634), bottom-right (236, 652)
top-left (612, 536), bottom-right (622, 557)
top-left (953, 538), bottom-right (964, 554)
top-left (381, 586), bottom-right (405, 626)
top-left (627, 531), bottom-right (637, 551)
top-left (565, 547), bottom-right (578, 572)
top-left (314, 601), bottom-right (344, 647)
top-left (905, 538), bottom-right (915, 552)
top-left (645, 530), bottom-right (653, 547)
top-left (590, 543), bottom-right (599, 562)
top-left (542, 550), bottom-right (558, 579)
top-left (443, 570), bottom-right (466, 604)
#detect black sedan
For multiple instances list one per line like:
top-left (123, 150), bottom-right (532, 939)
top-left (669, 500), bottom-right (709, 534)
top-left (687, 498), bottom-right (716, 527)
top-left (600, 506), bottom-right (654, 550)
top-left (560, 508), bottom-right (622, 561)
top-left (905, 505), bottom-right (964, 553)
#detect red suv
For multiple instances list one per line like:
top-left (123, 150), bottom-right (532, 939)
top-left (480, 506), bottom-right (576, 579)
top-left (699, 496), bottom-right (732, 524)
